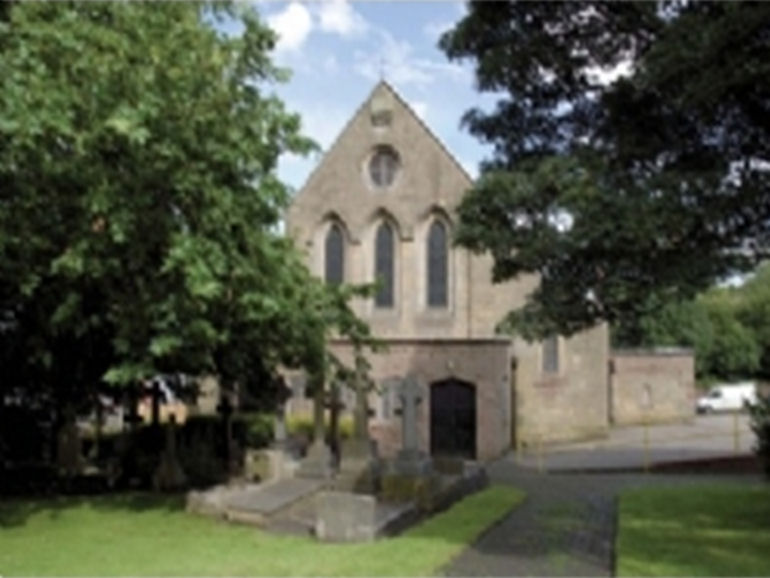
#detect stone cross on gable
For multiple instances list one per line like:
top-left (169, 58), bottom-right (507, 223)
top-left (397, 375), bottom-right (423, 453)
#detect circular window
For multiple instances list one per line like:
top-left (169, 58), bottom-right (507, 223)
top-left (368, 146), bottom-right (400, 188)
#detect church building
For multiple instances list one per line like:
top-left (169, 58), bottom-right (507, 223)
top-left (286, 82), bottom-right (610, 461)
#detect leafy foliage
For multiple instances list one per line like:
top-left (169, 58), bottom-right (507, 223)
top-left (441, 2), bottom-right (770, 339)
top-left (0, 3), bottom-right (372, 418)
top-left (735, 264), bottom-right (770, 379)
top-left (749, 394), bottom-right (770, 478)
top-left (613, 281), bottom-right (763, 382)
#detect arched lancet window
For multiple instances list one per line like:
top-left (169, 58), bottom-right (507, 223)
top-left (374, 222), bottom-right (394, 308)
top-left (325, 224), bottom-right (344, 285)
top-left (427, 220), bottom-right (448, 307)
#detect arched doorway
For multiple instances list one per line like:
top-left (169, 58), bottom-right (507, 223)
top-left (430, 378), bottom-right (476, 459)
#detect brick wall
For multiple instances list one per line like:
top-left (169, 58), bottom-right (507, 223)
top-left (610, 349), bottom-right (695, 425)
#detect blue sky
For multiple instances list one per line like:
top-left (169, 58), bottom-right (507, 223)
top-left (247, 1), bottom-right (499, 191)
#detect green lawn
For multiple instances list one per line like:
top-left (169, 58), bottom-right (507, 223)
top-left (0, 485), bottom-right (524, 576)
top-left (617, 484), bottom-right (770, 577)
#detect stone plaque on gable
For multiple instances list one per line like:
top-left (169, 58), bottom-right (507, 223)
top-left (370, 91), bottom-right (393, 127)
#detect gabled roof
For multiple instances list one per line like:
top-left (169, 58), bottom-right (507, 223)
top-left (293, 80), bottom-right (474, 201)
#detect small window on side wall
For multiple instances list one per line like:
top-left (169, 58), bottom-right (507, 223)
top-left (542, 335), bottom-right (559, 374)
top-left (325, 224), bottom-right (344, 285)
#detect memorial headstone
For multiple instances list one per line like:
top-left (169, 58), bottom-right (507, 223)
top-left (394, 375), bottom-right (432, 475)
top-left (216, 394), bottom-right (238, 475)
top-left (153, 414), bottom-right (187, 490)
top-left (337, 377), bottom-right (381, 493)
top-left (56, 410), bottom-right (83, 478)
top-left (325, 382), bottom-right (345, 467)
top-left (296, 375), bottom-right (332, 479)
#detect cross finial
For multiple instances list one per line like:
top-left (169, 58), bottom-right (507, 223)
top-left (378, 55), bottom-right (386, 81)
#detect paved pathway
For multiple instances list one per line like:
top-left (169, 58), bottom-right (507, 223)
top-left (515, 414), bottom-right (754, 472)
top-left (441, 457), bottom-right (761, 577)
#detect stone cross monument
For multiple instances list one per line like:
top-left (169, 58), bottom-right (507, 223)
top-left (394, 375), bottom-right (432, 475)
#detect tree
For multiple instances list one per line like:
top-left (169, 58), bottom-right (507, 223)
top-left (734, 263), bottom-right (770, 379)
top-left (441, 2), bottom-right (770, 339)
top-left (613, 282), bottom-right (765, 382)
top-left (0, 2), bottom-right (371, 417)
top-left (613, 298), bottom-right (715, 377)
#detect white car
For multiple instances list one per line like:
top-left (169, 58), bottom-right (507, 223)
top-left (696, 382), bottom-right (757, 413)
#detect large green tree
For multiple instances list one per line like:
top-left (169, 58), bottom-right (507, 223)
top-left (0, 2), bottom-right (369, 413)
top-left (734, 264), bottom-right (770, 379)
top-left (441, 2), bottom-right (770, 339)
top-left (613, 273), bottom-right (770, 382)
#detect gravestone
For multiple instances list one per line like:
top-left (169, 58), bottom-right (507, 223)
top-left (56, 410), bottom-right (83, 478)
top-left (393, 375), bottom-right (432, 476)
top-left (324, 383), bottom-right (345, 466)
top-left (120, 392), bottom-right (145, 484)
top-left (153, 414), bottom-right (187, 491)
top-left (272, 376), bottom-right (293, 450)
top-left (337, 376), bottom-right (381, 493)
top-left (244, 381), bottom-right (296, 482)
top-left (296, 376), bottom-right (333, 479)
top-left (216, 394), bottom-right (239, 475)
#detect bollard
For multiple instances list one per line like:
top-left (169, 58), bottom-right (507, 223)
top-left (733, 411), bottom-right (740, 453)
top-left (643, 419), bottom-right (650, 474)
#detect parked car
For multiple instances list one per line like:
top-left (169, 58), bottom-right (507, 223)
top-left (696, 382), bottom-right (757, 414)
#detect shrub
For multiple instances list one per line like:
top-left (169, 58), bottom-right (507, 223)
top-left (749, 394), bottom-right (770, 479)
top-left (234, 412), bottom-right (273, 449)
top-left (286, 414), bottom-right (354, 441)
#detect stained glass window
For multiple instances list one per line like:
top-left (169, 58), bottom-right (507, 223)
top-left (427, 220), bottom-right (448, 307)
top-left (369, 147), bottom-right (399, 188)
top-left (375, 222), bottom-right (394, 307)
top-left (325, 224), bottom-right (344, 285)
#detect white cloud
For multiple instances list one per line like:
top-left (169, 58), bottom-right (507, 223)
top-left (355, 34), bottom-right (432, 87)
top-left (319, 0), bottom-right (368, 37)
top-left (267, 3), bottom-right (313, 53)
top-left (354, 31), bottom-right (469, 89)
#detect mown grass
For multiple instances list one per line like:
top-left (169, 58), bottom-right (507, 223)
top-left (0, 485), bottom-right (524, 576)
top-left (617, 483), bottom-right (770, 577)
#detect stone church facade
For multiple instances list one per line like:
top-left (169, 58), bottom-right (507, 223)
top-left (286, 82), bottom-right (610, 461)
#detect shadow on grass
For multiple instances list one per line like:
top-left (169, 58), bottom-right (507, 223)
top-left (618, 484), bottom-right (770, 576)
top-left (0, 491), bottom-right (185, 528)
